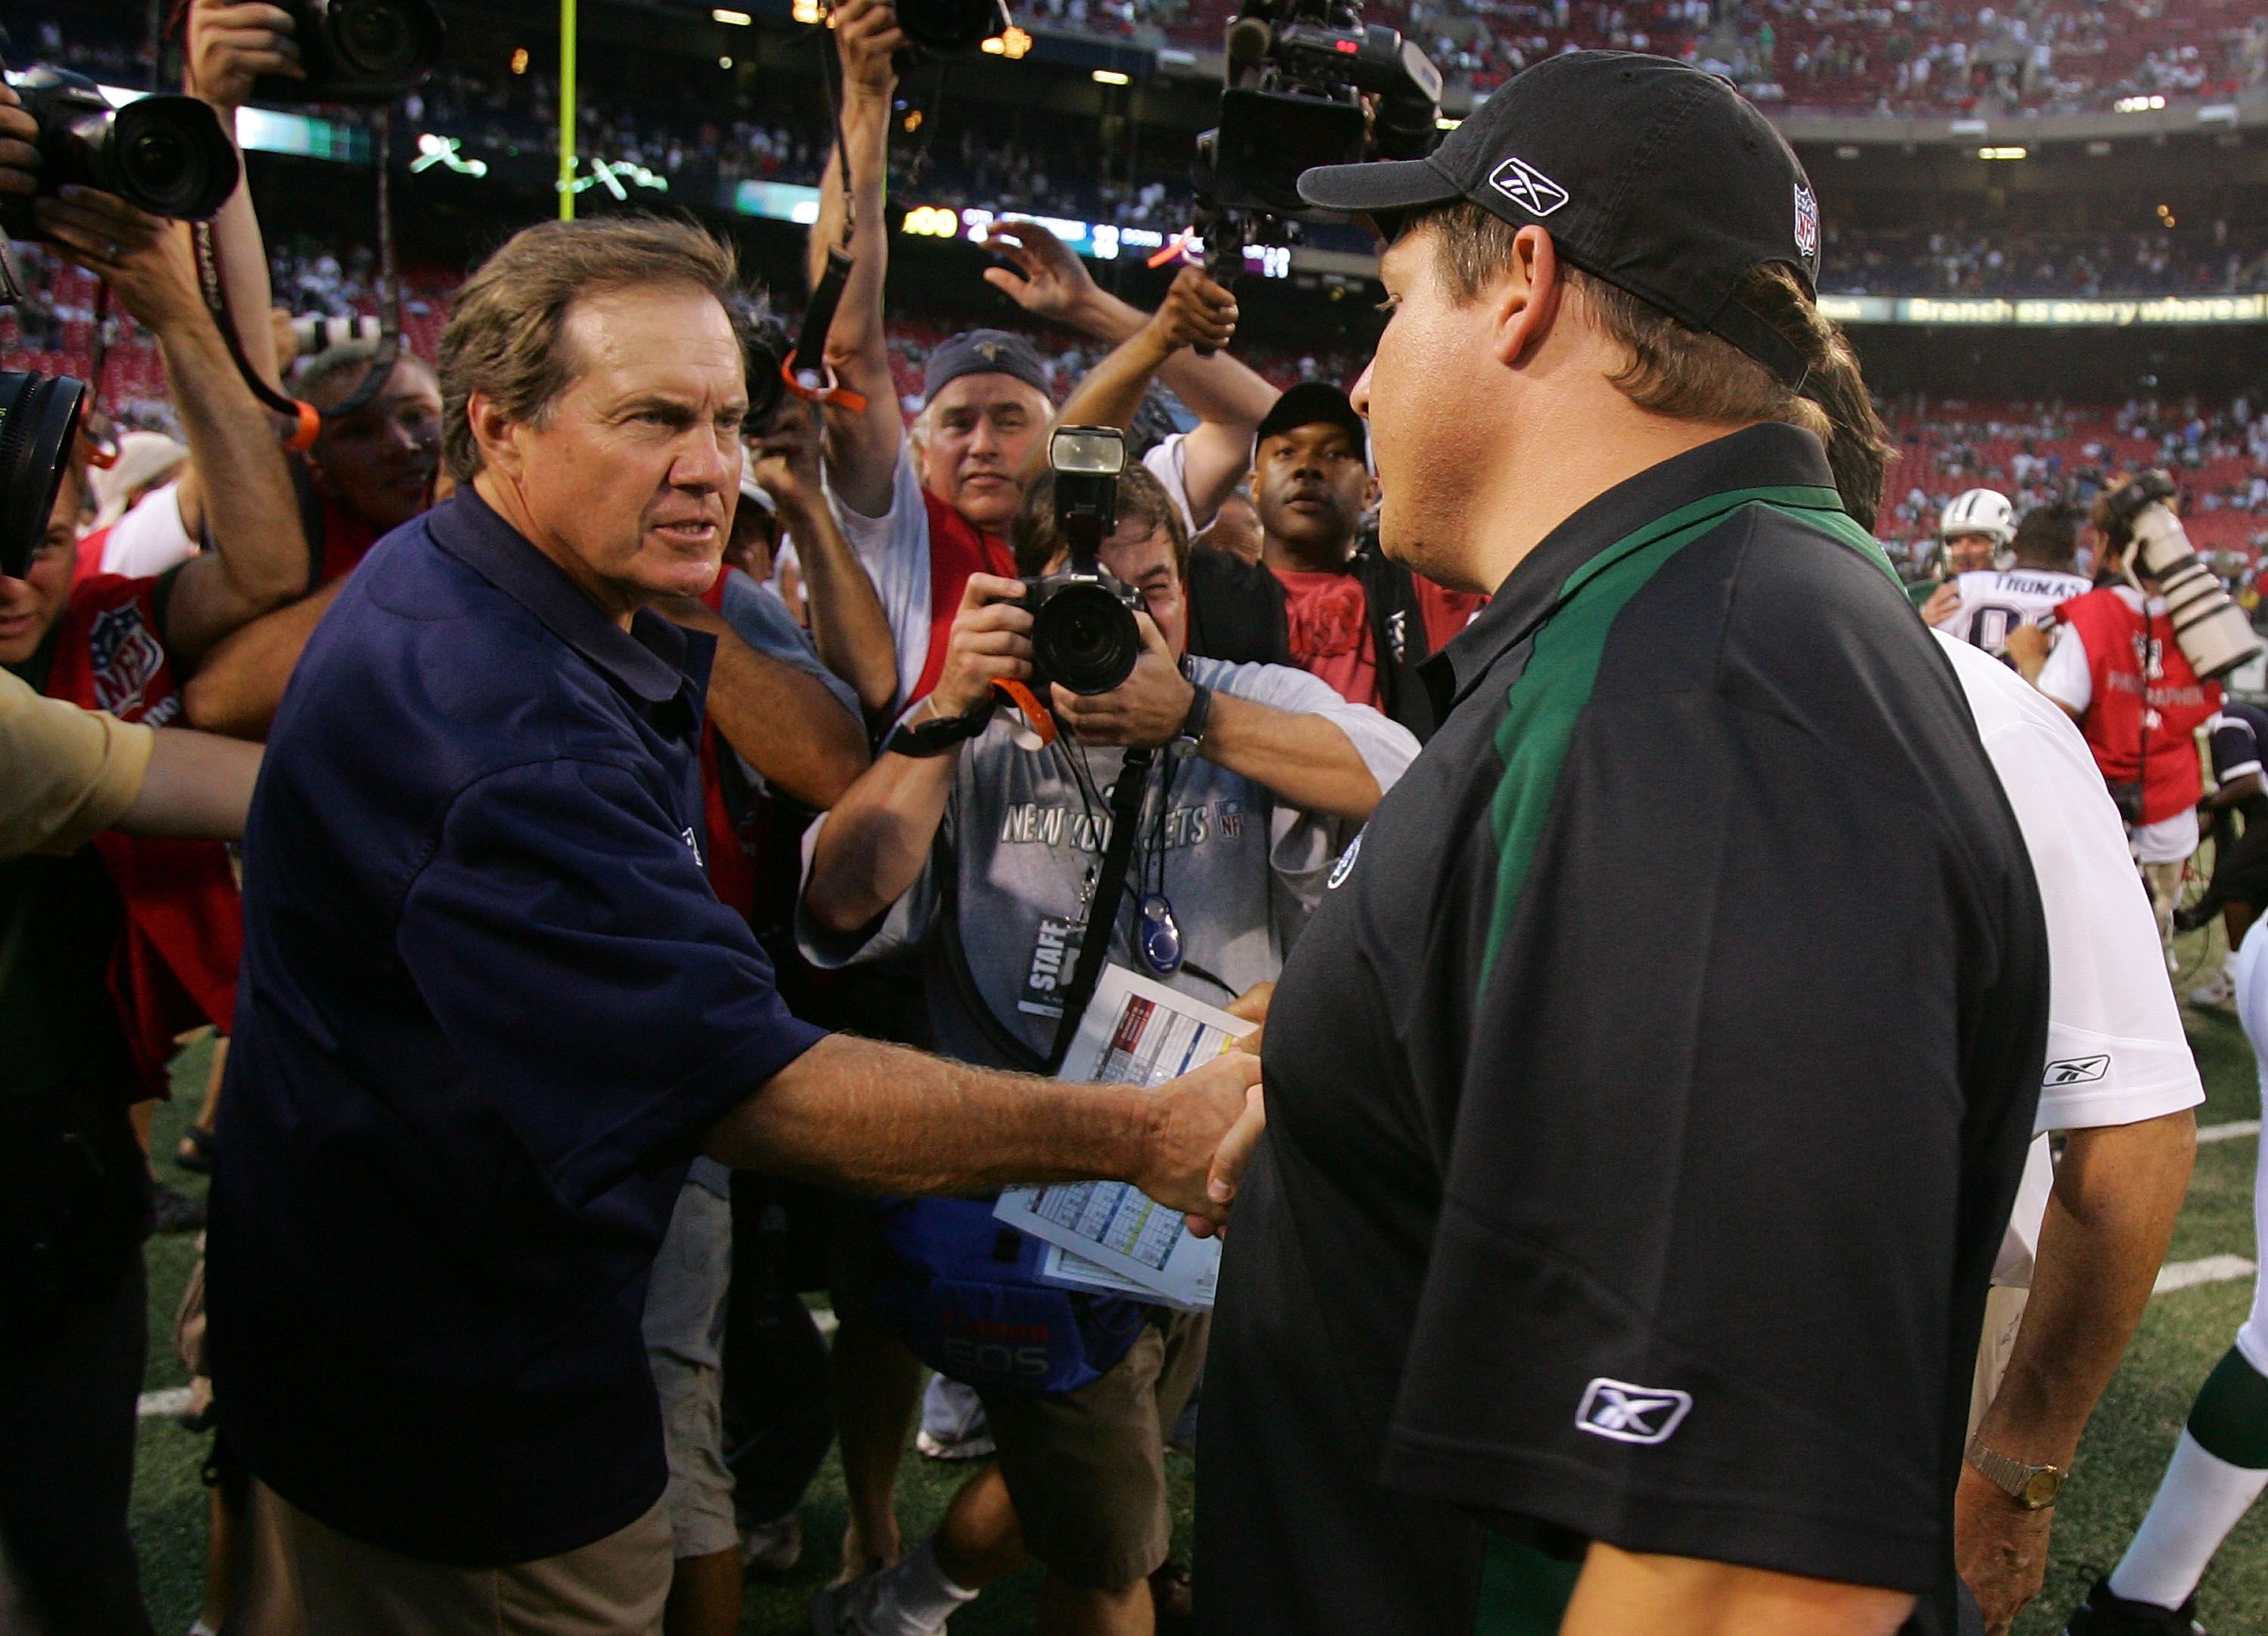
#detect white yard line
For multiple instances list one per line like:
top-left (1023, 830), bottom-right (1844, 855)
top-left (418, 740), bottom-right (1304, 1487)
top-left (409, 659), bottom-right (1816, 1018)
top-left (2198, 1120), bottom-right (2262, 1144)
top-left (2155, 1255), bottom-right (2260, 1295)
top-left (136, 1386), bottom-right (194, 1420)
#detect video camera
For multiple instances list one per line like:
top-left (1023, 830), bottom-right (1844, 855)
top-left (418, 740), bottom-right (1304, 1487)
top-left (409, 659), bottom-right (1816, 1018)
top-left (0, 67), bottom-right (239, 246)
top-left (252, 0), bottom-right (446, 104)
top-left (1023, 426), bottom-right (1147, 697)
top-left (2095, 470), bottom-right (2264, 683)
top-left (1190, 0), bottom-right (1442, 284)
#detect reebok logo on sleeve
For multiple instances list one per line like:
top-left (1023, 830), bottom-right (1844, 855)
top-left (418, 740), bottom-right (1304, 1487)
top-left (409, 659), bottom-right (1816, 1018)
top-left (2043, 1055), bottom-right (2110, 1086)
top-left (1575, 1378), bottom-right (1693, 1445)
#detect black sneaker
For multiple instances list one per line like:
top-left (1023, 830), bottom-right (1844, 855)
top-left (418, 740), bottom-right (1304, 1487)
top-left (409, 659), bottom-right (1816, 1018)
top-left (2064, 1576), bottom-right (2210, 1635)
top-left (150, 1180), bottom-right (207, 1235)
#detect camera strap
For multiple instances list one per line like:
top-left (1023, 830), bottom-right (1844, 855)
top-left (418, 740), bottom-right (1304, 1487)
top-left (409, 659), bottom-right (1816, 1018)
top-left (191, 221), bottom-right (321, 452)
top-left (780, 246), bottom-right (868, 414)
top-left (1045, 745), bottom-right (1156, 1074)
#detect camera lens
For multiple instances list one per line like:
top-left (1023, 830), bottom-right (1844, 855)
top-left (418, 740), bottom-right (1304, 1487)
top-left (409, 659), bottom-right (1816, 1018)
top-left (333, 0), bottom-right (423, 77)
top-left (0, 371), bottom-right (90, 583)
top-left (1033, 581), bottom-right (1142, 696)
top-left (109, 98), bottom-right (239, 221)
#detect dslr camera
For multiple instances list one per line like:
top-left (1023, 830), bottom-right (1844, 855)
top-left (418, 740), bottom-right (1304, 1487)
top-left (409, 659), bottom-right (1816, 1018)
top-left (1022, 426), bottom-right (1147, 697)
top-left (253, 0), bottom-right (446, 104)
top-left (0, 67), bottom-right (239, 245)
top-left (2095, 469), bottom-right (2263, 683)
top-left (1191, 0), bottom-right (1442, 281)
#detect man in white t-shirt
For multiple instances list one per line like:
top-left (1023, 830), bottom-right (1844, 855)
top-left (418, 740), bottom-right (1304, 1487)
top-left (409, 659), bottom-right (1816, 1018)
top-left (1934, 631), bottom-right (2202, 1633)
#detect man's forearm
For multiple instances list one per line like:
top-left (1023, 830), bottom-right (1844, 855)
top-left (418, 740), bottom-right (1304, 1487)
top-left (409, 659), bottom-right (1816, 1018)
top-left (156, 311), bottom-right (308, 657)
top-left (705, 1033), bottom-right (1156, 1194)
top-left (1024, 325), bottom-right (1178, 485)
top-left (1977, 1111), bottom-right (2198, 1462)
top-left (658, 597), bottom-right (869, 809)
top-left (779, 491), bottom-right (900, 716)
top-left (211, 162), bottom-right (281, 389)
top-left (813, 83), bottom-right (891, 376)
top-left (1202, 692), bottom-right (1381, 822)
top-left (181, 581), bottom-right (339, 740)
top-left (1563, 1543), bottom-right (1913, 1636)
top-left (804, 743), bottom-right (958, 931)
top-left (813, 82), bottom-right (903, 516)
top-left (120, 726), bottom-right (263, 839)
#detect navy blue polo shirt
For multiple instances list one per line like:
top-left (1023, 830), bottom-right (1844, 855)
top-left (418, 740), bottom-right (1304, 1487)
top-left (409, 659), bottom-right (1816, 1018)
top-left (208, 488), bottom-right (826, 1566)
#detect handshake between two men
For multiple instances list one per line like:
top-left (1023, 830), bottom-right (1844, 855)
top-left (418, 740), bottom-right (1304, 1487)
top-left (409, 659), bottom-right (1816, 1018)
top-left (699, 1022), bottom-right (1268, 1236)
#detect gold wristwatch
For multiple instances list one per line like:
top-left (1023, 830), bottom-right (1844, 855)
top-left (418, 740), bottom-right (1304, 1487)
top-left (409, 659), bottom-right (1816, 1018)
top-left (1965, 1436), bottom-right (2067, 1510)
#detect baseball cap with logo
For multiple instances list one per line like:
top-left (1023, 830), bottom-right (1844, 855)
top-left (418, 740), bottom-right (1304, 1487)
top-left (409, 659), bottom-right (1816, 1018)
top-left (922, 328), bottom-right (1052, 405)
top-left (1297, 52), bottom-right (1822, 388)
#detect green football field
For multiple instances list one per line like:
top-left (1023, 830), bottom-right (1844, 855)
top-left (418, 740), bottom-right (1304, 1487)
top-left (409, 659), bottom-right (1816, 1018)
top-left (129, 925), bottom-right (2267, 1634)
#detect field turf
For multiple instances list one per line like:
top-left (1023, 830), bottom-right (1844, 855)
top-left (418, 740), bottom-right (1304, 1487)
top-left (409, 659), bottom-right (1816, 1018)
top-left (130, 926), bottom-right (2263, 1633)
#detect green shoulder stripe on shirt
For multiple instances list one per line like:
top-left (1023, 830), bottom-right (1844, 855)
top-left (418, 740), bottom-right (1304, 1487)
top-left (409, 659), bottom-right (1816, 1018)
top-left (1480, 489), bottom-right (1765, 989)
top-left (1479, 485), bottom-right (1885, 993)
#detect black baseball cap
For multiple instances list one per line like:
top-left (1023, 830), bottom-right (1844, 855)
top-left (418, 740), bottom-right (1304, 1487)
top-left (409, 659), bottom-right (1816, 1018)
top-left (1298, 52), bottom-right (1822, 388)
top-left (1255, 381), bottom-right (1368, 458)
top-left (923, 328), bottom-right (1051, 404)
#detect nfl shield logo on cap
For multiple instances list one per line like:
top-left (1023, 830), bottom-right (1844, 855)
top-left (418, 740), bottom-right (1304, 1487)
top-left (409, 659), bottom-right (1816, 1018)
top-left (1793, 184), bottom-right (1820, 265)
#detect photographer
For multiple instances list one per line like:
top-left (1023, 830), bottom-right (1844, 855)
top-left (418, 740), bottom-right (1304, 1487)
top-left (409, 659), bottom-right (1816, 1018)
top-left (0, 64), bottom-right (311, 1626)
top-left (2012, 475), bottom-right (2221, 950)
top-left (178, 337), bottom-right (445, 738)
top-left (798, 460), bottom-right (1415, 1636)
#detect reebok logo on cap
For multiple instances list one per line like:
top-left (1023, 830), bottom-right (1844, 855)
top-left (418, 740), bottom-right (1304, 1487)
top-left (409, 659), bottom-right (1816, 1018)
top-left (1489, 156), bottom-right (1569, 218)
top-left (1793, 183), bottom-right (1820, 262)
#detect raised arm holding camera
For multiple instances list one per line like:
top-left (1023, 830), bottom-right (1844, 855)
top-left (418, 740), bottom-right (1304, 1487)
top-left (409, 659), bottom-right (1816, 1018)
top-left (984, 221), bottom-right (1278, 534)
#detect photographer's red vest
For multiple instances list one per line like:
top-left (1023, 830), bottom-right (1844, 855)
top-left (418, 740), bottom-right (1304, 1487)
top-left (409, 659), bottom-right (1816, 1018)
top-left (2056, 586), bottom-right (2220, 826)
top-left (44, 575), bottom-right (243, 1100)
top-left (909, 490), bottom-right (1016, 707)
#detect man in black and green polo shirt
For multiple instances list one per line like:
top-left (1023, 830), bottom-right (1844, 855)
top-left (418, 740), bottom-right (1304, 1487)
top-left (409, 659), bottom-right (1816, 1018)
top-left (1195, 54), bottom-right (2050, 1636)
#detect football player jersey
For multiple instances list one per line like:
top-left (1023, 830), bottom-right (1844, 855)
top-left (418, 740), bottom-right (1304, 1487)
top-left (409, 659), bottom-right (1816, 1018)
top-left (1932, 566), bottom-right (2093, 656)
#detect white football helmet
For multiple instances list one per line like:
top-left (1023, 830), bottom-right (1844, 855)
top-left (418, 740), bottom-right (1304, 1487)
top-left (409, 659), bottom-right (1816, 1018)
top-left (1938, 488), bottom-right (2017, 548)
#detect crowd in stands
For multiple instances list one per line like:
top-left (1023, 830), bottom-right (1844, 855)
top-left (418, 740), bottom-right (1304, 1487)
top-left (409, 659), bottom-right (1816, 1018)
top-left (20, 0), bottom-right (2268, 144)
top-left (1820, 218), bottom-right (2268, 297)
top-left (1876, 395), bottom-right (2268, 578)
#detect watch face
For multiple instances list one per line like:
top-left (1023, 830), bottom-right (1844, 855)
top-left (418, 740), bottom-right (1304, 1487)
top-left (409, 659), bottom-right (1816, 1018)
top-left (2021, 1469), bottom-right (2063, 1508)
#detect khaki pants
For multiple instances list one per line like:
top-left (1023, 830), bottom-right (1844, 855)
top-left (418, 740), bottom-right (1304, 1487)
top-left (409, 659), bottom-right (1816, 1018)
top-left (272, 1492), bottom-right (671, 1636)
top-left (976, 1311), bottom-right (1209, 1590)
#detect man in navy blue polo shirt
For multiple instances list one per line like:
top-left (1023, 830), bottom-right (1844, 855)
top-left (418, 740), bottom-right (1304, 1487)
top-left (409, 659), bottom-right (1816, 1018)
top-left (206, 216), bottom-right (1256, 1636)
top-left (1195, 57), bottom-right (2048, 1636)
